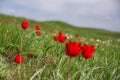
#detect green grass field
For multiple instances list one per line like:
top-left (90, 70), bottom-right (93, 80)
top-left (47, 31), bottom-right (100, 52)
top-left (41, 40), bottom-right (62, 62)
top-left (0, 14), bottom-right (120, 80)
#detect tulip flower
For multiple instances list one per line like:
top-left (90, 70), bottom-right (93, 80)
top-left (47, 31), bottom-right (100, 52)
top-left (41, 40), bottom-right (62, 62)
top-left (54, 31), bottom-right (67, 43)
top-left (81, 44), bottom-right (94, 59)
top-left (21, 21), bottom-right (28, 29)
top-left (75, 34), bottom-right (79, 38)
top-left (54, 36), bottom-right (58, 41)
top-left (36, 24), bottom-right (40, 30)
top-left (50, 29), bottom-right (54, 33)
top-left (14, 53), bottom-right (23, 64)
top-left (36, 31), bottom-right (41, 36)
top-left (65, 41), bottom-right (82, 57)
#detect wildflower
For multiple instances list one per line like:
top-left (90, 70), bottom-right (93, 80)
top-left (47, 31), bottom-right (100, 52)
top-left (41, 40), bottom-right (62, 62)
top-left (96, 39), bottom-right (100, 42)
top-left (65, 34), bottom-right (73, 39)
top-left (54, 36), bottom-right (58, 41)
top-left (90, 38), bottom-right (94, 42)
top-left (21, 21), bottom-right (28, 29)
top-left (50, 29), bottom-right (54, 33)
top-left (14, 53), bottom-right (23, 64)
top-left (65, 41), bottom-right (82, 57)
top-left (36, 24), bottom-right (40, 30)
top-left (75, 34), bottom-right (79, 38)
top-left (54, 31), bottom-right (67, 43)
top-left (36, 31), bottom-right (41, 36)
top-left (81, 44), bottom-right (94, 59)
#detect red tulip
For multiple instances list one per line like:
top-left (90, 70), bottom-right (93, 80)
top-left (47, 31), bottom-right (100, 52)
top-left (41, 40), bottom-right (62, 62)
top-left (21, 21), bottom-right (28, 29)
top-left (54, 36), bottom-right (58, 41)
top-left (36, 24), bottom-right (40, 30)
top-left (50, 29), bottom-right (54, 33)
top-left (75, 34), bottom-right (79, 38)
top-left (65, 41), bottom-right (82, 57)
top-left (36, 31), bottom-right (41, 36)
top-left (54, 31), bottom-right (67, 43)
top-left (81, 44), bottom-right (94, 59)
top-left (14, 54), bottom-right (23, 64)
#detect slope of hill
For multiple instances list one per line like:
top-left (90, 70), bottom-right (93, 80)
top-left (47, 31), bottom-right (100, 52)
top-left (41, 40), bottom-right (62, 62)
top-left (0, 14), bottom-right (120, 39)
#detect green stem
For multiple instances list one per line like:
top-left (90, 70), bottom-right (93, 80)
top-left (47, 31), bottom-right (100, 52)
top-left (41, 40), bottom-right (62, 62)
top-left (20, 30), bottom-right (25, 52)
top-left (18, 65), bottom-right (21, 79)
top-left (67, 57), bottom-right (71, 80)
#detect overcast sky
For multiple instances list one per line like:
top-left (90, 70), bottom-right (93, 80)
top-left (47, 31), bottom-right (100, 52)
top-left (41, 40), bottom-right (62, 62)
top-left (0, 0), bottom-right (120, 31)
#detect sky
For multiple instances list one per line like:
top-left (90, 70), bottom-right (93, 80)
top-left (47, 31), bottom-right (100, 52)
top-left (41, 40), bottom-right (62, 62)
top-left (0, 0), bottom-right (120, 31)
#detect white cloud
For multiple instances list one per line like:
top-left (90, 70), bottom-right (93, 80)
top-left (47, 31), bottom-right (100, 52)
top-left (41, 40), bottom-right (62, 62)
top-left (7, 0), bottom-right (119, 15)
top-left (0, 8), bottom-right (16, 15)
